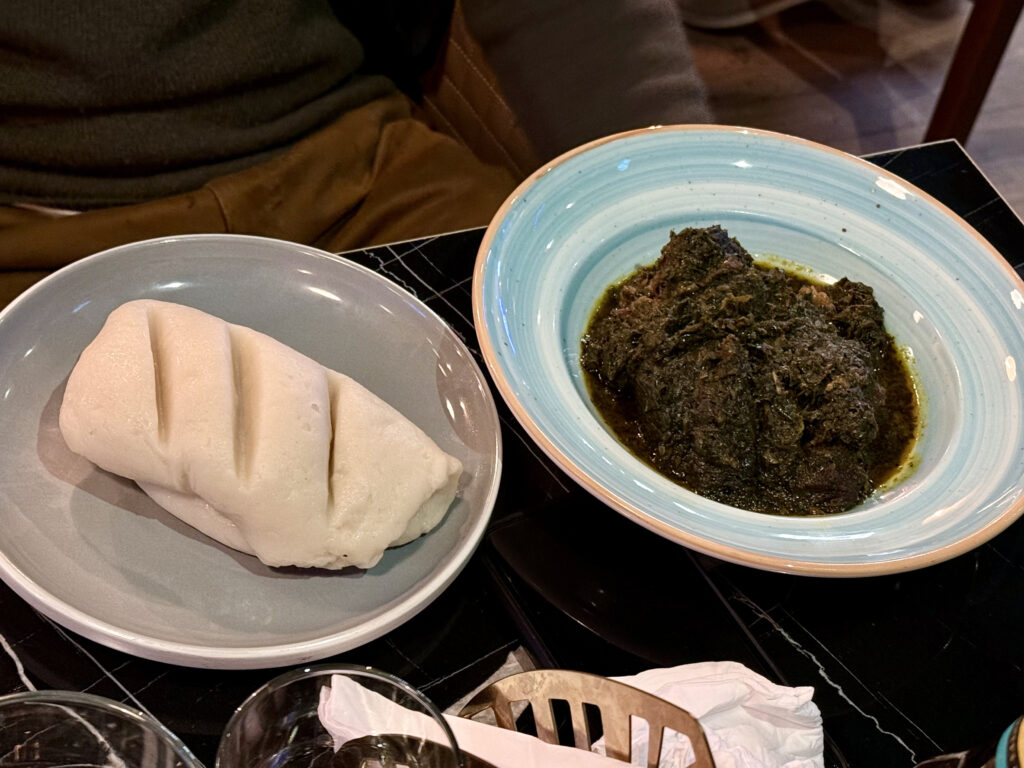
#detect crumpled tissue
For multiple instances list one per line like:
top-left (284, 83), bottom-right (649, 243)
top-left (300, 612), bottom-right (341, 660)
top-left (317, 661), bottom-right (823, 768)
top-left (603, 662), bottom-right (823, 768)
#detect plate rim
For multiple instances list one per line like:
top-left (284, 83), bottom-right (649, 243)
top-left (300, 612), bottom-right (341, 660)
top-left (0, 233), bottom-right (502, 668)
top-left (472, 123), bottom-right (1024, 577)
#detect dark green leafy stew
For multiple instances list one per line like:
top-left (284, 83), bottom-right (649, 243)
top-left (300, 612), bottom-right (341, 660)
top-left (580, 226), bottom-right (919, 516)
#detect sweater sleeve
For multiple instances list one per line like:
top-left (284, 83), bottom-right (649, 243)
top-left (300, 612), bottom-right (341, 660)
top-left (460, 0), bottom-right (712, 161)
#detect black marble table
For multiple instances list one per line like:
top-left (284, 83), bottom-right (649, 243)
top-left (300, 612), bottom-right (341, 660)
top-left (1, 140), bottom-right (1021, 768)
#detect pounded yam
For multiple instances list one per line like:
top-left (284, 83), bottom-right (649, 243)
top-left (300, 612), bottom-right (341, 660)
top-left (59, 300), bottom-right (462, 569)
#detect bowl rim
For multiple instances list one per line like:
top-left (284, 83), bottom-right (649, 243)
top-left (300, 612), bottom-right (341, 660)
top-left (472, 123), bottom-right (1024, 577)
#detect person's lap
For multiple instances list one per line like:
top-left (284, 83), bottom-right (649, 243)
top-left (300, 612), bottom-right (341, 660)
top-left (0, 93), bottom-right (516, 310)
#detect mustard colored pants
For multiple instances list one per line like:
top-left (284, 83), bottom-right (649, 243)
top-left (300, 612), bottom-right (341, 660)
top-left (0, 93), bottom-right (515, 309)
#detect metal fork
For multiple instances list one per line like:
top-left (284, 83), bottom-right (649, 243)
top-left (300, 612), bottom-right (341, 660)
top-left (458, 669), bottom-right (716, 767)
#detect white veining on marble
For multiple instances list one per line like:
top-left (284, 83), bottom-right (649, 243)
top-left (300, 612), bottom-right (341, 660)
top-left (736, 595), bottom-right (921, 763)
top-left (129, 669), bottom-right (170, 698)
top-left (38, 615), bottom-right (154, 719)
top-left (56, 708), bottom-right (130, 768)
top-left (394, 240), bottom-right (466, 314)
top-left (364, 249), bottom-right (391, 271)
top-left (376, 249), bottom-right (419, 297)
top-left (0, 630), bottom-right (36, 691)
top-left (2, 631), bottom-right (128, 768)
top-left (378, 266), bottom-right (420, 300)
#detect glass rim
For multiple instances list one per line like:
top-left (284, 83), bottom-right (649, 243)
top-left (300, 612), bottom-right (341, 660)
top-left (0, 688), bottom-right (204, 768)
top-left (216, 662), bottom-right (463, 768)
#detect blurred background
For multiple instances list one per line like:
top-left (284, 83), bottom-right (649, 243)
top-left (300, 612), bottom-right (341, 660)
top-left (677, 0), bottom-right (1023, 212)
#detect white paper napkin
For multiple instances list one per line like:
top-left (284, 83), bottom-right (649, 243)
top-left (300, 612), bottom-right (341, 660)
top-left (318, 675), bottom-right (625, 767)
top-left (603, 662), bottom-right (823, 768)
top-left (317, 662), bottom-right (823, 768)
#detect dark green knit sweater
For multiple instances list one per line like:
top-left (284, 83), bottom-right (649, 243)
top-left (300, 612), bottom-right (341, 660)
top-left (0, 0), bottom-right (711, 209)
top-left (0, 0), bottom-right (396, 208)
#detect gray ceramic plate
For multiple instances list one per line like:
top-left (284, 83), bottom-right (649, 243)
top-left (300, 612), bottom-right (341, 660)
top-left (0, 235), bottom-right (501, 669)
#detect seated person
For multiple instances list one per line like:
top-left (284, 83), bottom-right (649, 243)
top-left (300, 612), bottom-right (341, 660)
top-left (0, 0), bottom-right (709, 307)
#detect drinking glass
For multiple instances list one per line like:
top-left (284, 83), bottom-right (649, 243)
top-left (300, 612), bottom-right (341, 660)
top-left (0, 690), bottom-right (202, 768)
top-left (216, 664), bottom-right (463, 768)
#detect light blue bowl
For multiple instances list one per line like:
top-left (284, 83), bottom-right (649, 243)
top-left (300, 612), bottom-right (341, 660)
top-left (473, 125), bottom-right (1024, 576)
